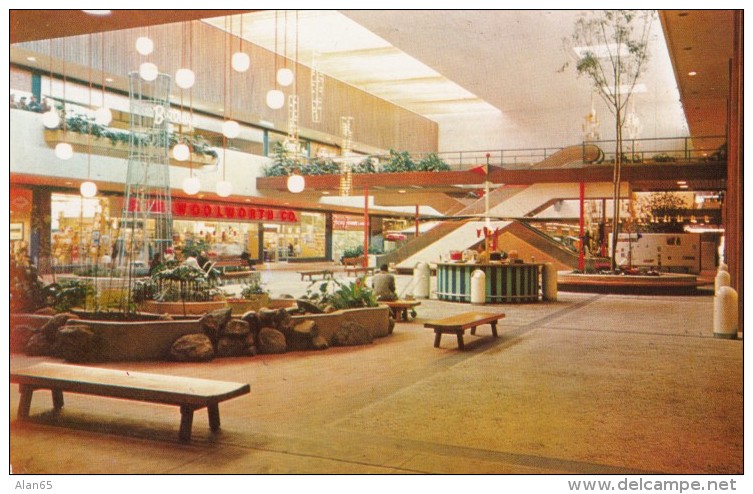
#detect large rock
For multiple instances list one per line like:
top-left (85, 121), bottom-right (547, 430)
top-left (244, 332), bottom-right (258, 356)
top-left (53, 325), bottom-right (98, 362)
top-left (257, 308), bottom-right (278, 328)
top-left (200, 307), bottom-right (232, 342)
top-left (40, 312), bottom-right (76, 341)
top-left (296, 299), bottom-right (324, 314)
top-left (288, 320), bottom-right (318, 352)
top-left (332, 320), bottom-right (373, 346)
top-left (25, 331), bottom-right (53, 356)
top-left (257, 327), bottom-right (287, 354)
top-left (170, 334), bottom-right (215, 362)
top-left (311, 335), bottom-right (329, 351)
top-left (222, 319), bottom-right (251, 338)
top-left (34, 307), bottom-right (57, 316)
top-left (216, 336), bottom-right (248, 358)
top-left (240, 311), bottom-right (262, 335)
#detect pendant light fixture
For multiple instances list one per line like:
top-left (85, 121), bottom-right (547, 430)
top-left (175, 21), bottom-right (195, 89)
top-left (216, 18), bottom-right (233, 197)
top-left (286, 12), bottom-right (304, 194)
top-left (231, 14), bottom-right (250, 73)
top-left (173, 22), bottom-right (190, 163)
top-left (94, 32), bottom-right (112, 125)
top-left (138, 26), bottom-right (158, 81)
top-left (181, 22), bottom-right (201, 195)
top-left (276, 11), bottom-right (293, 87)
top-left (55, 37), bottom-right (73, 160)
top-left (80, 33), bottom-right (98, 198)
top-left (266, 11), bottom-right (285, 109)
top-left (42, 38), bottom-right (61, 129)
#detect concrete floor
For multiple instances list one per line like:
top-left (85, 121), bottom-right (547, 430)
top-left (8, 264), bottom-right (743, 478)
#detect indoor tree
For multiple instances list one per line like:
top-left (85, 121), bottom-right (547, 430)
top-left (563, 10), bottom-right (654, 270)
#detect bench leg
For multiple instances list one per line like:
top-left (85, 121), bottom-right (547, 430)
top-left (434, 331), bottom-right (442, 348)
top-left (491, 322), bottom-right (499, 338)
top-left (179, 405), bottom-right (194, 442)
top-left (207, 403), bottom-right (221, 432)
top-left (456, 331), bottom-right (465, 350)
top-left (470, 326), bottom-right (476, 335)
top-left (52, 389), bottom-right (64, 410)
top-left (18, 384), bottom-right (34, 419)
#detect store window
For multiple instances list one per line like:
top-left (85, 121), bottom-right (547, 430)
top-left (332, 214), bottom-right (365, 261)
top-left (262, 212), bottom-right (325, 262)
top-left (173, 220), bottom-right (260, 261)
top-left (50, 193), bottom-right (119, 266)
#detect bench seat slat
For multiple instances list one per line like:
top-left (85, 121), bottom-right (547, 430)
top-left (424, 312), bottom-right (505, 331)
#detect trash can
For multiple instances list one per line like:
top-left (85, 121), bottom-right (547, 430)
top-left (470, 269), bottom-right (486, 305)
top-left (542, 263), bottom-right (558, 301)
top-left (413, 262), bottom-right (431, 299)
top-left (713, 286), bottom-right (738, 339)
top-left (714, 270), bottom-right (730, 295)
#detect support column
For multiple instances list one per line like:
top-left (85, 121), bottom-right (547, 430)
top-left (579, 181), bottom-right (585, 271)
top-left (363, 187), bottom-right (369, 268)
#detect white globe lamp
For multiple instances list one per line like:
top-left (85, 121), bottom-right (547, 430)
top-left (182, 176), bottom-right (201, 195)
top-left (80, 180), bottom-right (98, 198)
top-left (277, 68), bottom-right (294, 87)
top-left (139, 62), bottom-right (158, 81)
top-left (231, 52), bottom-right (250, 72)
top-left (135, 36), bottom-right (154, 55)
top-left (55, 142), bottom-right (73, 160)
top-left (216, 180), bottom-right (233, 197)
top-left (175, 68), bottom-right (195, 89)
top-left (222, 120), bottom-right (241, 139)
top-left (266, 89), bottom-right (285, 109)
top-left (172, 143), bottom-right (191, 161)
top-left (287, 173), bottom-right (305, 193)
top-left (94, 106), bottom-right (112, 126)
top-left (42, 110), bottom-right (61, 129)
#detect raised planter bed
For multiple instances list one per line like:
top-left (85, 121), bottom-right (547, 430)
top-left (291, 305), bottom-right (391, 343)
top-left (141, 300), bottom-right (227, 316)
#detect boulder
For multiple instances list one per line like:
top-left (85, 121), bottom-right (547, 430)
top-left (53, 325), bottom-right (98, 362)
top-left (40, 312), bottom-right (76, 341)
top-left (170, 334), bottom-right (215, 362)
top-left (311, 335), bottom-right (329, 351)
top-left (216, 336), bottom-right (248, 358)
top-left (240, 311), bottom-right (262, 334)
top-left (200, 307), bottom-right (232, 342)
top-left (388, 316), bottom-right (396, 335)
top-left (222, 319), bottom-right (251, 338)
top-left (244, 332), bottom-right (257, 356)
top-left (257, 327), bottom-right (287, 354)
top-left (296, 299), bottom-right (324, 314)
top-left (34, 307), bottom-right (58, 316)
top-left (257, 308), bottom-right (278, 328)
top-left (288, 320), bottom-right (318, 351)
top-left (332, 320), bottom-right (373, 346)
top-left (25, 331), bottom-right (53, 356)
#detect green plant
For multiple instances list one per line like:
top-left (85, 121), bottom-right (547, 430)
top-left (416, 153), bottom-right (451, 171)
top-left (305, 278), bottom-right (377, 310)
top-left (382, 149), bottom-right (416, 173)
top-left (10, 257), bottom-right (47, 313)
top-left (44, 279), bottom-right (94, 313)
top-left (240, 278), bottom-right (270, 299)
top-left (134, 260), bottom-right (223, 303)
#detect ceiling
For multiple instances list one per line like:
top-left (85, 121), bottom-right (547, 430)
top-left (9, 9), bottom-right (735, 205)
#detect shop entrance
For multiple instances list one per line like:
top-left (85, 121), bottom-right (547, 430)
top-left (263, 224), bottom-right (299, 263)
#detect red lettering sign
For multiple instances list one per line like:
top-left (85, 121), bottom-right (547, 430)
top-left (170, 199), bottom-right (298, 223)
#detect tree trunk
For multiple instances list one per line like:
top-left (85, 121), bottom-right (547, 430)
top-left (610, 106), bottom-right (623, 272)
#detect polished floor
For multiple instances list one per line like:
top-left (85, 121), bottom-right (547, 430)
top-left (8, 265), bottom-right (743, 478)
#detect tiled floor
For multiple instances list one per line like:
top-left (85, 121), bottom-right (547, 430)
top-left (9, 265), bottom-right (743, 479)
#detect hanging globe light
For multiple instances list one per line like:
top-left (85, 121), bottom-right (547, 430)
top-left (276, 67), bottom-right (294, 87)
top-left (175, 68), bottom-right (195, 89)
top-left (287, 172), bottom-right (305, 193)
top-left (222, 120), bottom-right (240, 139)
top-left (94, 106), bottom-right (112, 126)
top-left (55, 142), bottom-right (73, 160)
top-left (231, 52), bottom-right (251, 72)
top-left (139, 62), bottom-right (159, 81)
top-left (80, 180), bottom-right (98, 198)
top-left (135, 36), bottom-right (154, 55)
top-left (42, 110), bottom-right (61, 129)
top-left (266, 89), bottom-right (285, 109)
top-left (182, 176), bottom-right (201, 195)
top-left (172, 143), bottom-right (191, 161)
top-left (216, 180), bottom-right (233, 197)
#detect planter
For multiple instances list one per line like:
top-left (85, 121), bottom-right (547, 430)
top-left (43, 129), bottom-right (217, 168)
top-left (141, 299), bottom-right (227, 316)
top-left (226, 295), bottom-right (271, 315)
top-left (291, 306), bottom-right (391, 344)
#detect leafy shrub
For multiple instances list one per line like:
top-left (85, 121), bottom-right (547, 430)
top-left (304, 278), bottom-right (377, 310)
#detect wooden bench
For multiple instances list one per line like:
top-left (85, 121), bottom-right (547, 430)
top-left (341, 255), bottom-right (367, 267)
top-left (424, 312), bottom-right (505, 350)
top-left (10, 363), bottom-right (250, 442)
top-left (211, 258), bottom-right (255, 280)
top-left (299, 269), bottom-right (334, 281)
top-left (345, 266), bottom-right (375, 277)
top-left (382, 300), bottom-right (421, 321)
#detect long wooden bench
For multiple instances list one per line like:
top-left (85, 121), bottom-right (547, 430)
top-left (345, 266), bottom-right (375, 277)
top-left (10, 363), bottom-right (250, 442)
top-left (424, 312), bottom-right (505, 350)
top-left (381, 300), bottom-right (421, 322)
top-left (299, 269), bottom-right (334, 281)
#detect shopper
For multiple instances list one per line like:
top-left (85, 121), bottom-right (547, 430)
top-left (371, 264), bottom-right (397, 301)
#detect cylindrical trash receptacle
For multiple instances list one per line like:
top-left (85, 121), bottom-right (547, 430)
top-left (542, 263), bottom-right (558, 301)
top-left (413, 262), bottom-right (431, 299)
top-left (713, 286), bottom-right (738, 339)
top-left (715, 270), bottom-right (731, 295)
top-left (470, 269), bottom-right (486, 305)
